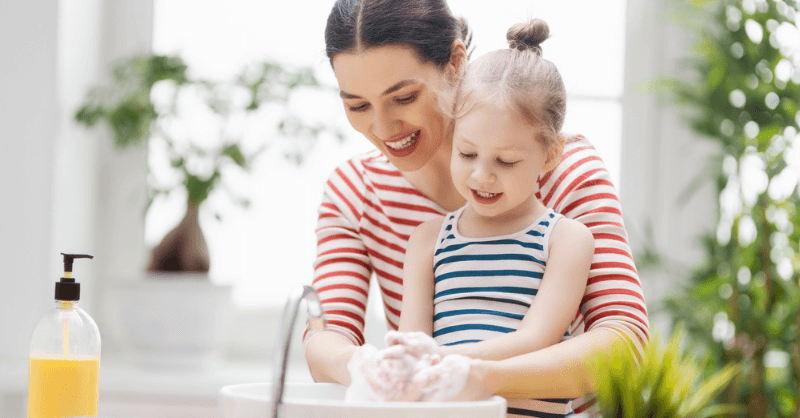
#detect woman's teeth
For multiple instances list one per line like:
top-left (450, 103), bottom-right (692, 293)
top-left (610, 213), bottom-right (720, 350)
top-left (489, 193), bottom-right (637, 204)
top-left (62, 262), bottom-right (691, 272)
top-left (476, 191), bottom-right (498, 198)
top-left (386, 131), bottom-right (419, 150)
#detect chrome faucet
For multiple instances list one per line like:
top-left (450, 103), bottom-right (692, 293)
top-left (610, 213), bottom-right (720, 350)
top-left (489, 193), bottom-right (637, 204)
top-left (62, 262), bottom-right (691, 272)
top-left (271, 285), bottom-right (327, 418)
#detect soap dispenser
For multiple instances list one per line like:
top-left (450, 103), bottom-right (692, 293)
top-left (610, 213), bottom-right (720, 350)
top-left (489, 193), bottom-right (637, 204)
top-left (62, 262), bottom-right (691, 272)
top-left (27, 253), bottom-right (101, 418)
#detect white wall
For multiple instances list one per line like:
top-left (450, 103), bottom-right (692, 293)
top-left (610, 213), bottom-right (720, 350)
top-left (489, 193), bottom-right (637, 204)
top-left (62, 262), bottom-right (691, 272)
top-left (620, 1), bottom-right (719, 334)
top-left (0, 0), bottom-right (153, 415)
top-left (0, 0), bottom-right (60, 365)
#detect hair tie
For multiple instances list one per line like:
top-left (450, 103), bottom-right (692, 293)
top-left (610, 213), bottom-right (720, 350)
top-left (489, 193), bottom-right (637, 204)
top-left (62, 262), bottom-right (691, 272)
top-left (508, 40), bottom-right (542, 56)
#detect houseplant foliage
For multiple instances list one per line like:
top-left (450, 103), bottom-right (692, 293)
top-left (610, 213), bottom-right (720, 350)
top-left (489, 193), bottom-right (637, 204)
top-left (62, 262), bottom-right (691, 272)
top-left (76, 54), bottom-right (337, 273)
top-left (663, 0), bottom-right (800, 416)
top-left (591, 328), bottom-right (743, 418)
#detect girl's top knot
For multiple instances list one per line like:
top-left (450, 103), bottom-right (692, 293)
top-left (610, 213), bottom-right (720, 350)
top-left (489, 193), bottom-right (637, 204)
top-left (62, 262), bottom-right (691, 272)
top-left (506, 18), bottom-right (550, 56)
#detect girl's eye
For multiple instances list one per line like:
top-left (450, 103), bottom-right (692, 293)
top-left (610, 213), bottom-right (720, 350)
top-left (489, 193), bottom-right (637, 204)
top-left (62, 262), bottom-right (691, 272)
top-left (396, 93), bottom-right (417, 104)
top-left (497, 159), bottom-right (519, 168)
top-left (348, 103), bottom-right (370, 112)
top-left (459, 152), bottom-right (476, 159)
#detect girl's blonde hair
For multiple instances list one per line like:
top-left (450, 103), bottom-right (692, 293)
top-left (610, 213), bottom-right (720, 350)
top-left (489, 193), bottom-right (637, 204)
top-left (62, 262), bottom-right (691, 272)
top-left (448, 18), bottom-right (567, 165)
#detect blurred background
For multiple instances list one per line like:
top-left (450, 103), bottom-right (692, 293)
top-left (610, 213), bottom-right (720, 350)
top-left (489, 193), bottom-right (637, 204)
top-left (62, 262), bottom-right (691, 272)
top-left (1, 0), bottom-right (798, 417)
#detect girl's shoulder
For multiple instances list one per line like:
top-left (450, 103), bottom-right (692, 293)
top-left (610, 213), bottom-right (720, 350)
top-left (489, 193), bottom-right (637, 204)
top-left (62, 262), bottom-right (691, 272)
top-left (414, 215), bottom-right (447, 239)
top-left (549, 215), bottom-right (593, 251)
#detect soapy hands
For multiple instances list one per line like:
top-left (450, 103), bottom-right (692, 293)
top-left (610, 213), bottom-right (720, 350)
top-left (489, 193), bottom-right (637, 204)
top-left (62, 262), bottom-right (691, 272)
top-left (345, 331), bottom-right (478, 402)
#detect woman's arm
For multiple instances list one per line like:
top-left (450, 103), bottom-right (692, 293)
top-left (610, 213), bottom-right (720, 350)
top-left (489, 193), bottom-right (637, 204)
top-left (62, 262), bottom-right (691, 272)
top-left (540, 135), bottom-right (650, 354)
top-left (444, 218), bottom-right (593, 361)
top-left (305, 332), bottom-right (359, 384)
top-left (465, 326), bottom-right (626, 400)
top-left (398, 217), bottom-right (444, 334)
top-left (303, 159), bottom-right (373, 383)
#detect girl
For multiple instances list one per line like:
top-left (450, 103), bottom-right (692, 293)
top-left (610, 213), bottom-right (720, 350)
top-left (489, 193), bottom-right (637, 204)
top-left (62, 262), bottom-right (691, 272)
top-left (305, 0), bottom-right (648, 414)
top-left (398, 19), bottom-right (593, 417)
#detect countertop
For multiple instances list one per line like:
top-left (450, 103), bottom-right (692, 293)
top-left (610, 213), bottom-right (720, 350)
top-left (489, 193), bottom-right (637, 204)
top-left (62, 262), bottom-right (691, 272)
top-left (1, 355), bottom-right (313, 401)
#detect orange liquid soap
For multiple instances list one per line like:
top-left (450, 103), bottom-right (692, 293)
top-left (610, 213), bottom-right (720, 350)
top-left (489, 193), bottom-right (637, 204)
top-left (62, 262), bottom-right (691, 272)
top-left (27, 355), bottom-right (100, 418)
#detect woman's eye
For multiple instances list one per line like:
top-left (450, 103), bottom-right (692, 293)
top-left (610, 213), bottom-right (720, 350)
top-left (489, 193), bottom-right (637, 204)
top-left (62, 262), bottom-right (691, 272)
top-left (348, 103), bottom-right (370, 112)
top-left (497, 159), bottom-right (518, 167)
top-left (396, 93), bottom-right (417, 104)
top-left (459, 152), bottom-right (476, 159)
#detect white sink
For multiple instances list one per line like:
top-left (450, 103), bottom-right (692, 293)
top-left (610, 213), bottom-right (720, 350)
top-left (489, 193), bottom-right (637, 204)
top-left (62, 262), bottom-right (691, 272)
top-left (220, 382), bottom-right (507, 418)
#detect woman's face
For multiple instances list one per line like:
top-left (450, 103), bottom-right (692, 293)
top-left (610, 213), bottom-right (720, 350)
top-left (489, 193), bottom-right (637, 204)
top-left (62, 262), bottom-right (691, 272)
top-left (332, 45), bottom-right (451, 172)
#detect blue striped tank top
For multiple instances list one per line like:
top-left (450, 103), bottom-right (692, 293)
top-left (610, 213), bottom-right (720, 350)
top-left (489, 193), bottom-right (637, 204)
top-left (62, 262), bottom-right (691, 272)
top-left (432, 206), bottom-right (573, 417)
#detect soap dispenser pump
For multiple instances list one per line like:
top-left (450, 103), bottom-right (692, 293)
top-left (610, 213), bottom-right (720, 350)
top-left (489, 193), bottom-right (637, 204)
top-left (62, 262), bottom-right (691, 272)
top-left (27, 253), bottom-right (101, 418)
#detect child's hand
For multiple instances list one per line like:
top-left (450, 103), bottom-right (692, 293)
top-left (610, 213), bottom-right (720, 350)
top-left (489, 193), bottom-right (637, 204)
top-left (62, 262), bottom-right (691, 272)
top-left (346, 343), bottom-right (431, 402)
top-left (385, 330), bottom-right (443, 359)
top-left (408, 354), bottom-right (474, 401)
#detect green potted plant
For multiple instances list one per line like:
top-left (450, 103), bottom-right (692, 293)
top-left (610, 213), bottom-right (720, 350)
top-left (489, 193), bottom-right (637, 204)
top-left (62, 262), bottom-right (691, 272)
top-left (75, 54), bottom-right (337, 366)
top-left (657, 0), bottom-right (800, 415)
top-left (589, 327), bottom-right (744, 418)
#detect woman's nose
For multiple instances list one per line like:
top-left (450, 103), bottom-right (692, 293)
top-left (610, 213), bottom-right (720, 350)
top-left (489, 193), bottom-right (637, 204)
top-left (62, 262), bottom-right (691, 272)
top-left (372, 109), bottom-right (397, 140)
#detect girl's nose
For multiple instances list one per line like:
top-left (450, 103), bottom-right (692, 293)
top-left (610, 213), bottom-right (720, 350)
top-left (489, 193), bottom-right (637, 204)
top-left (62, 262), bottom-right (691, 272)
top-left (471, 161), bottom-right (495, 184)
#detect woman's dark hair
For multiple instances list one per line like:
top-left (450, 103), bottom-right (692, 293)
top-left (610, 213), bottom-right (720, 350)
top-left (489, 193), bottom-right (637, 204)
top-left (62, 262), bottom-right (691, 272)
top-left (325, 0), bottom-right (472, 68)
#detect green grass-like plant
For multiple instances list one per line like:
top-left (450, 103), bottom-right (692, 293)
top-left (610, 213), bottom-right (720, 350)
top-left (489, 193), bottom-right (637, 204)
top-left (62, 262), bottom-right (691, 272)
top-left (592, 328), bottom-right (744, 418)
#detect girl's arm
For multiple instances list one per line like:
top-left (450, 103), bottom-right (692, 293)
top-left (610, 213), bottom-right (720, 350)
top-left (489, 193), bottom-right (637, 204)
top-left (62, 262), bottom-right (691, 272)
top-left (398, 217), bottom-right (444, 334)
top-left (443, 218), bottom-right (594, 361)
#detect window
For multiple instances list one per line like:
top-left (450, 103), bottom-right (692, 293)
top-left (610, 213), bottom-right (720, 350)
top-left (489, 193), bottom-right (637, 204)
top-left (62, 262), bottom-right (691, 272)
top-left (150, 0), bottom-right (627, 308)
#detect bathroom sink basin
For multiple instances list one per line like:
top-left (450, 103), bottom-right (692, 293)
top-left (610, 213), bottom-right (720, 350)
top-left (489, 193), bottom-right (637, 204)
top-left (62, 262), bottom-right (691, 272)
top-left (220, 382), bottom-right (507, 418)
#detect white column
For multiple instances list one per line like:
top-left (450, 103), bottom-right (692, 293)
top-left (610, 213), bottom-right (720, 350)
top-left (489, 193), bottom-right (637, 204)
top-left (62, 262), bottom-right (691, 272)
top-left (87, 0), bottom-right (154, 347)
top-left (52, 0), bottom-right (153, 348)
top-left (621, 0), bottom-right (719, 333)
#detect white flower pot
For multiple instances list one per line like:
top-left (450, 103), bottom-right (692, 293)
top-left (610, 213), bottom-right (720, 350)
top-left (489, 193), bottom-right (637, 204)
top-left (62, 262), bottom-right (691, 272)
top-left (108, 273), bottom-right (232, 368)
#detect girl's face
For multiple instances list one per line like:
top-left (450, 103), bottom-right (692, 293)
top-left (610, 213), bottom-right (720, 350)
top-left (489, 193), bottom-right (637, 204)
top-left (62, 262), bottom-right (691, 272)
top-left (451, 101), bottom-right (550, 222)
top-left (332, 45), bottom-right (452, 172)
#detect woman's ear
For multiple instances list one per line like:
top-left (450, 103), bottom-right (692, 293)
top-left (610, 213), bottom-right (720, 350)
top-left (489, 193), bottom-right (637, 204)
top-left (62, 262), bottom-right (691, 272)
top-left (447, 39), bottom-right (468, 78)
top-left (543, 134), bottom-right (566, 173)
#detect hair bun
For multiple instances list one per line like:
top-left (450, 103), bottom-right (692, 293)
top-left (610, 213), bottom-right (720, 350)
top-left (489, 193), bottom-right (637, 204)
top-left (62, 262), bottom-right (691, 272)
top-left (506, 18), bottom-right (550, 55)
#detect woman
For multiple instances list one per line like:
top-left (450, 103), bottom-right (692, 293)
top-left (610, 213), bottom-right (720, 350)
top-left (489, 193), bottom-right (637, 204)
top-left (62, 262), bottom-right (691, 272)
top-left (304, 0), bottom-right (649, 414)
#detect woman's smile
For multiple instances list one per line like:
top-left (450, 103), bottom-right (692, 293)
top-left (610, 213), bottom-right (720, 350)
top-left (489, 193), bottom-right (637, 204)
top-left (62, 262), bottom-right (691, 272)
top-left (332, 45), bottom-right (450, 172)
top-left (384, 130), bottom-right (421, 156)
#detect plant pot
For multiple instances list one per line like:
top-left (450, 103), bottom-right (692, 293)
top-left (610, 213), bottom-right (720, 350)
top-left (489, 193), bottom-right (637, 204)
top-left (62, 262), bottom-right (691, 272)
top-left (108, 273), bottom-right (232, 369)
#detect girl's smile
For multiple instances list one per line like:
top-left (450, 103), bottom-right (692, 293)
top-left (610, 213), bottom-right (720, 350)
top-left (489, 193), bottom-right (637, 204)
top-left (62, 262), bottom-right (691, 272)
top-left (471, 189), bottom-right (503, 204)
top-left (451, 100), bottom-right (552, 230)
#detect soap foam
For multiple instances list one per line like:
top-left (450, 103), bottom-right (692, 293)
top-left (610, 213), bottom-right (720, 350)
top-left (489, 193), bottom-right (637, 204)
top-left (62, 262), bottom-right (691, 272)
top-left (345, 331), bottom-right (471, 402)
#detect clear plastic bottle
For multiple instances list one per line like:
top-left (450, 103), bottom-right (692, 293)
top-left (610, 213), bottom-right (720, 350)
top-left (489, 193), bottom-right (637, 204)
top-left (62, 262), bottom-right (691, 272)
top-left (27, 254), bottom-right (101, 418)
